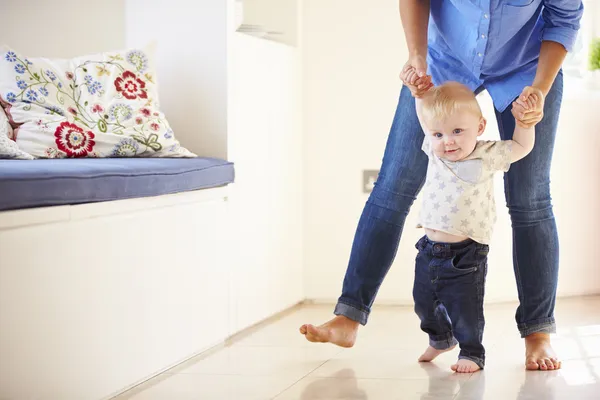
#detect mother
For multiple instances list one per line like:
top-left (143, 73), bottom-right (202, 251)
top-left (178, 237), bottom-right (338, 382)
top-left (300, 0), bottom-right (583, 371)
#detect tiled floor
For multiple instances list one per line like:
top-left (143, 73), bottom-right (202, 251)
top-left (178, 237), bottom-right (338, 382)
top-left (115, 296), bottom-right (600, 399)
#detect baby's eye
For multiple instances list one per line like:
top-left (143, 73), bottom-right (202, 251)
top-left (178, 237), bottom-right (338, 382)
top-left (434, 133), bottom-right (443, 139)
top-left (453, 129), bottom-right (463, 134)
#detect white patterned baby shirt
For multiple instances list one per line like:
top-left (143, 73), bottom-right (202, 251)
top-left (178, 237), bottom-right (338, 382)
top-left (417, 137), bottom-right (512, 244)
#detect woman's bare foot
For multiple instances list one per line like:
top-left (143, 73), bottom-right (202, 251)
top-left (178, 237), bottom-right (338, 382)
top-left (451, 359), bottom-right (481, 373)
top-left (299, 315), bottom-right (359, 348)
top-left (525, 332), bottom-right (561, 370)
top-left (418, 345), bottom-right (456, 362)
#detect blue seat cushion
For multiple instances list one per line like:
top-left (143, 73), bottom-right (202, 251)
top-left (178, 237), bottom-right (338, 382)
top-left (0, 157), bottom-right (234, 211)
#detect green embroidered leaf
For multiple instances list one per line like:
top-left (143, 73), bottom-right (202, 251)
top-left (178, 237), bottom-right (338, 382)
top-left (84, 101), bottom-right (88, 106)
top-left (33, 73), bottom-right (40, 81)
top-left (149, 142), bottom-right (162, 151)
top-left (97, 119), bottom-right (107, 133)
top-left (132, 135), bottom-right (146, 145)
top-left (147, 134), bottom-right (162, 151)
top-left (83, 68), bottom-right (88, 72)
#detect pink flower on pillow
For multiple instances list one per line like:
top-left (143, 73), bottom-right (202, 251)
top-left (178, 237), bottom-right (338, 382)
top-left (91, 104), bottom-right (104, 113)
top-left (114, 71), bottom-right (147, 100)
top-left (54, 121), bottom-right (96, 158)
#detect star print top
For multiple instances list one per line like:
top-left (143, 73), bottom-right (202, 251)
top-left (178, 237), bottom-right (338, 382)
top-left (417, 138), bottom-right (512, 244)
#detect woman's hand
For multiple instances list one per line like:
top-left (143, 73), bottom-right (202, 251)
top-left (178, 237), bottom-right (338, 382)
top-left (399, 54), bottom-right (433, 98)
top-left (511, 86), bottom-right (545, 129)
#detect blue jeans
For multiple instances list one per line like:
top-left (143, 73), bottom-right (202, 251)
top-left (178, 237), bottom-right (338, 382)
top-left (335, 72), bottom-right (563, 338)
top-left (414, 236), bottom-right (489, 368)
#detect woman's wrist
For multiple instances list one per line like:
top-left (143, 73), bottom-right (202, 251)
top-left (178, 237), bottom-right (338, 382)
top-left (531, 81), bottom-right (551, 97)
top-left (408, 49), bottom-right (427, 59)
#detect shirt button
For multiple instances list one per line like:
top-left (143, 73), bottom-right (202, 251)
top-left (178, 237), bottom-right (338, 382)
top-left (481, 34), bottom-right (486, 39)
top-left (478, 52), bottom-right (483, 57)
top-left (483, 13), bottom-right (489, 19)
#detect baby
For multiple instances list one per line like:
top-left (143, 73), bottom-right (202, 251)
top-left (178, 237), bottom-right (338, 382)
top-left (408, 78), bottom-right (538, 373)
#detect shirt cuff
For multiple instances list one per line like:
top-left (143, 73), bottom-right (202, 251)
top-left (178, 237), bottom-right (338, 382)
top-left (541, 27), bottom-right (578, 52)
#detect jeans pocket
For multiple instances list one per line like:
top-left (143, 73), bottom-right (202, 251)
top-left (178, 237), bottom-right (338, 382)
top-left (450, 262), bottom-right (479, 274)
top-left (449, 246), bottom-right (481, 274)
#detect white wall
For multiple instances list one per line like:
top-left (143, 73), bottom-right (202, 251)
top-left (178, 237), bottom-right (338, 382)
top-left (0, 0), bottom-right (126, 58)
top-left (125, 0), bottom-right (232, 158)
top-left (302, 0), bottom-right (600, 305)
top-left (242, 0), bottom-right (299, 46)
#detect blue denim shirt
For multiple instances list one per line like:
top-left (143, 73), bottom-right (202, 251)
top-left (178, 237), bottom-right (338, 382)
top-left (427, 0), bottom-right (583, 111)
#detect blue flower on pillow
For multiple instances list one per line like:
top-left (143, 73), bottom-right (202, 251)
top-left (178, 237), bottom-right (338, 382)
top-left (45, 105), bottom-right (65, 116)
top-left (15, 64), bottom-right (26, 74)
top-left (5, 52), bottom-right (17, 62)
top-left (39, 87), bottom-right (49, 96)
top-left (25, 89), bottom-right (38, 102)
top-left (6, 93), bottom-right (16, 103)
top-left (88, 81), bottom-right (104, 95)
top-left (17, 79), bottom-right (28, 89)
top-left (45, 70), bottom-right (57, 81)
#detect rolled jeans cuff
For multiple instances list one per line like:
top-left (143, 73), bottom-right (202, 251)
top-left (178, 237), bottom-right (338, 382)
top-left (429, 335), bottom-right (458, 350)
top-left (519, 317), bottom-right (556, 338)
top-left (334, 301), bottom-right (369, 325)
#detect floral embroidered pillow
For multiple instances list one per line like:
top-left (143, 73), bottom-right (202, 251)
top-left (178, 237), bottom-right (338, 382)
top-left (0, 47), bottom-right (195, 158)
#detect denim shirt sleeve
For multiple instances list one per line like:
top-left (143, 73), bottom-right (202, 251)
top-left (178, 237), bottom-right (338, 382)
top-left (541, 0), bottom-right (584, 51)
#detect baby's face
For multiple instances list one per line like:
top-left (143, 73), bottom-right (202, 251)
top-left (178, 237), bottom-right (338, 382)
top-left (424, 111), bottom-right (485, 162)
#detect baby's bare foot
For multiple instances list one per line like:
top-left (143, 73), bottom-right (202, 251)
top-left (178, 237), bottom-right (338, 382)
top-left (451, 359), bottom-right (481, 373)
top-left (525, 332), bottom-right (561, 370)
top-left (299, 315), bottom-right (359, 348)
top-left (418, 345), bottom-right (456, 362)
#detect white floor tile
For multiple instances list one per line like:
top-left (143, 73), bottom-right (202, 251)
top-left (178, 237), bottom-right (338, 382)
top-left (115, 296), bottom-right (600, 400)
top-left (117, 373), bottom-right (300, 400)
top-left (176, 345), bottom-right (343, 377)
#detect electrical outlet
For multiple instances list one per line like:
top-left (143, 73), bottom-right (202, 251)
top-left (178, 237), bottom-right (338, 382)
top-left (363, 170), bottom-right (379, 193)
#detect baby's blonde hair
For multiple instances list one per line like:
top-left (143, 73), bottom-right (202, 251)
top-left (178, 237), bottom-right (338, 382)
top-left (418, 81), bottom-right (482, 124)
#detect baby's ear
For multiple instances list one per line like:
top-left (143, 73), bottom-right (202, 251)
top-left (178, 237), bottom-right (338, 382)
top-left (478, 117), bottom-right (487, 136)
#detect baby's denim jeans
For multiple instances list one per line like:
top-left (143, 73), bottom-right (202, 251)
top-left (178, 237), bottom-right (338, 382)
top-left (413, 235), bottom-right (489, 369)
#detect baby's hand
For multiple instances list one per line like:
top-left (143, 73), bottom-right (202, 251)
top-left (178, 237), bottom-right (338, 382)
top-left (511, 86), bottom-right (545, 128)
top-left (399, 64), bottom-right (433, 98)
top-left (514, 90), bottom-right (539, 112)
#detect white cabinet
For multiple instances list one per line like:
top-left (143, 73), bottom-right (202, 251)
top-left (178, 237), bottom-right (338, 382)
top-left (227, 32), bottom-right (304, 334)
top-left (126, 0), bottom-right (304, 336)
